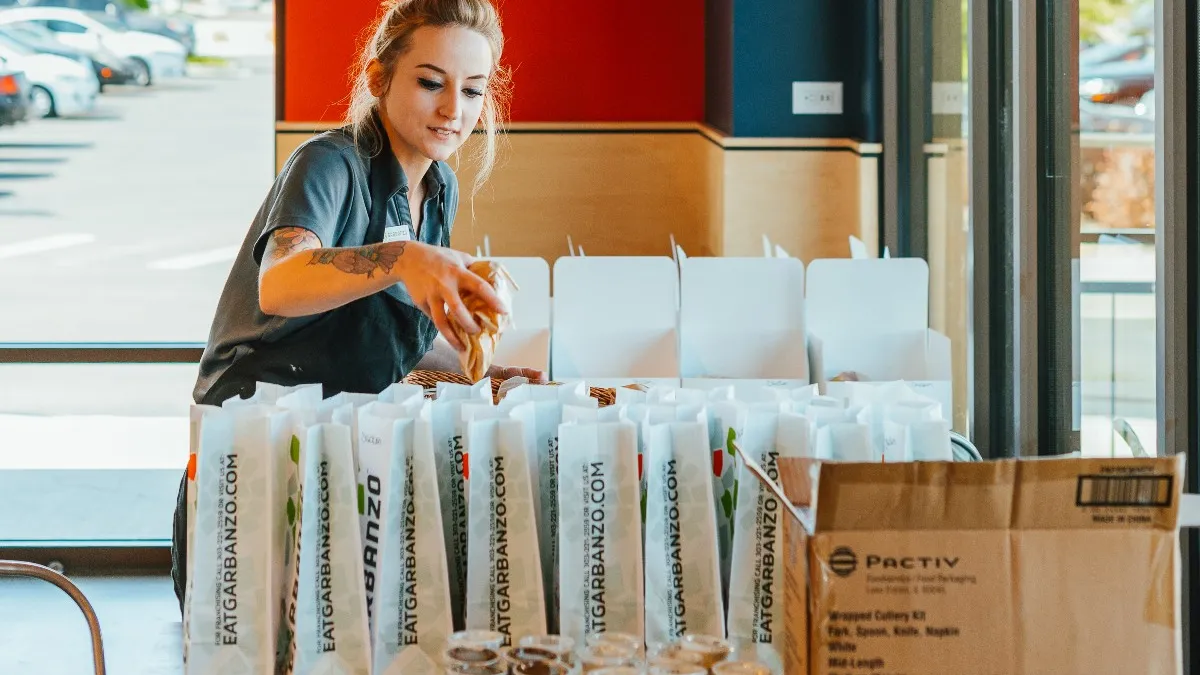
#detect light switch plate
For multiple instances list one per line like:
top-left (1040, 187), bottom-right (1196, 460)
top-left (932, 81), bottom-right (967, 115)
top-left (792, 81), bottom-right (843, 115)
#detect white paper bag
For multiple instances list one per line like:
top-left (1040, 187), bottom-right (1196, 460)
top-left (429, 380), bottom-right (491, 629)
top-left (292, 423), bottom-right (372, 675)
top-left (497, 395), bottom-right (596, 633)
top-left (905, 419), bottom-right (953, 461)
top-left (726, 411), bottom-right (811, 672)
top-left (464, 418), bottom-right (547, 643)
top-left (183, 404), bottom-right (220, 667)
top-left (557, 421), bottom-right (645, 646)
top-left (643, 422), bottom-right (724, 645)
top-left (379, 382), bottom-right (425, 404)
top-left (227, 405), bottom-right (296, 672)
top-left (186, 410), bottom-right (276, 674)
top-left (356, 401), bottom-right (426, 632)
top-left (816, 422), bottom-right (874, 461)
top-left (371, 415), bottom-right (453, 675)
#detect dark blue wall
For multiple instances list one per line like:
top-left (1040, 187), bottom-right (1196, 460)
top-left (705, 0), bottom-right (734, 134)
top-left (711, 0), bottom-right (880, 140)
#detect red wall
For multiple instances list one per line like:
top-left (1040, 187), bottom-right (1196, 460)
top-left (282, 0), bottom-right (706, 123)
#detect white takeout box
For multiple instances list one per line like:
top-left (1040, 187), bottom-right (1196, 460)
top-left (679, 256), bottom-right (809, 392)
top-left (806, 257), bottom-right (953, 419)
top-left (551, 256), bottom-right (681, 388)
top-left (484, 256), bottom-right (550, 375)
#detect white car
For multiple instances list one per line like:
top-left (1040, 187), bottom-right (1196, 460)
top-left (0, 33), bottom-right (96, 116)
top-left (0, 7), bottom-right (185, 85)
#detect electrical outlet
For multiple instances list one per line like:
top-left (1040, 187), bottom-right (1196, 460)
top-left (932, 82), bottom-right (967, 115)
top-left (792, 81), bottom-right (843, 115)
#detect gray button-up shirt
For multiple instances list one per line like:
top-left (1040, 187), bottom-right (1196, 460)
top-left (193, 119), bottom-right (458, 403)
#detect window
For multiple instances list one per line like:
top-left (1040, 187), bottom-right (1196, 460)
top-left (1077, 0), bottom-right (1157, 457)
top-left (0, 0), bottom-right (276, 544)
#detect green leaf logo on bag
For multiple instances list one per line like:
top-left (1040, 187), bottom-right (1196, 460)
top-left (290, 435), bottom-right (300, 464)
top-left (721, 489), bottom-right (734, 520)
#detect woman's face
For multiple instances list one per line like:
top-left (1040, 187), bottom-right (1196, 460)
top-left (370, 25), bottom-right (493, 164)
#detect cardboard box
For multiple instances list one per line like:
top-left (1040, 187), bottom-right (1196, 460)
top-left (678, 256), bottom-right (809, 391)
top-left (806, 259), bottom-right (953, 421)
top-left (794, 457), bottom-right (1184, 675)
top-left (776, 457), bottom-right (817, 675)
top-left (486, 256), bottom-right (551, 374)
top-left (550, 256), bottom-right (682, 388)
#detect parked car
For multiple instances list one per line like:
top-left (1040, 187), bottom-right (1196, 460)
top-left (1079, 52), bottom-right (1154, 107)
top-left (1080, 38), bottom-right (1153, 67)
top-left (0, 59), bottom-right (31, 125)
top-left (0, 31), bottom-right (96, 116)
top-left (17, 0), bottom-right (194, 54)
top-left (0, 21), bottom-right (134, 87)
top-left (0, 7), bottom-right (186, 85)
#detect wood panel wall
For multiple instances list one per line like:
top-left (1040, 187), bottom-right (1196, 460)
top-left (274, 123), bottom-right (881, 264)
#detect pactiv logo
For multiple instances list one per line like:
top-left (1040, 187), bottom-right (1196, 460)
top-left (829, 547), bottom-right (858, 577)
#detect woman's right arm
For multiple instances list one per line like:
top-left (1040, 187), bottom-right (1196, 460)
top-left (257, 226), bottom-right (504, 350)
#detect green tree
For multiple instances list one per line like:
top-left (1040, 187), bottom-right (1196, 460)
top-left (1080, 0), bottom-right (1150, 44)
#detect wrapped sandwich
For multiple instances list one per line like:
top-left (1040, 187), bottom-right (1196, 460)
top-left (453, 260), bottom-right (517, 382)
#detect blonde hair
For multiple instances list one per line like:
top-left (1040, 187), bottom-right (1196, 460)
top-left (346, 0), bottom-right (509, 196)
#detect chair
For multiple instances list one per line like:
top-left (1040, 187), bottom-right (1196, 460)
top-left (0, 560), bottom-right (106, 675)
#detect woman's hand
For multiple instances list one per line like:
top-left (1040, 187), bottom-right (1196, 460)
top-left (394, 242), bottom-right (506, 351)
top-left (488, 364), bottom-right (549, 383)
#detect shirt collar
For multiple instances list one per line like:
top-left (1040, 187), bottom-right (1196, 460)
top-left (368, 110), bottom-right (448, 202)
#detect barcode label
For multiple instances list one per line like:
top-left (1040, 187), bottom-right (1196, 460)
top-left (1076, 475), bottom-right (1174, 507)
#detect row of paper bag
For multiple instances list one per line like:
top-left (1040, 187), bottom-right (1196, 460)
top-left (183, 378), bottom-right (954, 675)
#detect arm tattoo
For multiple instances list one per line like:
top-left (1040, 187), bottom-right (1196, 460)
top-left (267, 227), bottom-right (321, 261)
top-left (308, 241), bottom-right (407, 279)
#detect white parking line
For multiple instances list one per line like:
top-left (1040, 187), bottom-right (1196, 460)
top-left (0, 233), bottom-right (95, 260)
top-left (148, 245), bottom-right (241, 270)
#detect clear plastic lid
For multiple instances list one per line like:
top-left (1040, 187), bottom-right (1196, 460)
top-left (585, 632), bottom-right (644, 657)
top-left (579, 642), bottom-right (639, 672)
top-left (648, 661), bottom-right (708, 675)
top-left (442, 645), bottom-right (502, 668)
top-left (448, 630), bottom-right (507, 651)
top-left (517, 634), bottom-right (577, 660)
top-left (711, 662), bottom-right (773, 675)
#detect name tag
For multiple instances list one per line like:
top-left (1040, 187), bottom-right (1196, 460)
top-left (383, 225), bottom-right (412, 243)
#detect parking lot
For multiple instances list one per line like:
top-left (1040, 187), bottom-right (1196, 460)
top-left (0, 54), bottom-right (275, 471)
top-left (0, 56), bottom-right (274, 343)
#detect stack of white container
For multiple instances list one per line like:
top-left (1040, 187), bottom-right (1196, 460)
top-left (182, 376), bottom-right (954, 675)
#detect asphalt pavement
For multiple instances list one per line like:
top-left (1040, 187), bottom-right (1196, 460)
top-left (0, 58), bottom-right (275, 472)
top-left (0, 59), bottom-right (274, 343)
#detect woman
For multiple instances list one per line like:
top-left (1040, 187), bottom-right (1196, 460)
top-left (172, 0), bottom-right (542, 609)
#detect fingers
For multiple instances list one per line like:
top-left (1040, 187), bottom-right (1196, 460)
top-left (523, 368), bottom-right (549, 383)
top-left (429, 299), bottom-right (464, 352)
top-left (444, 288), bottom-right (480, 336)
top-left (489, 366), bottom-right (549, 384)
top-left (458, 267), bottom-right (507, 315)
